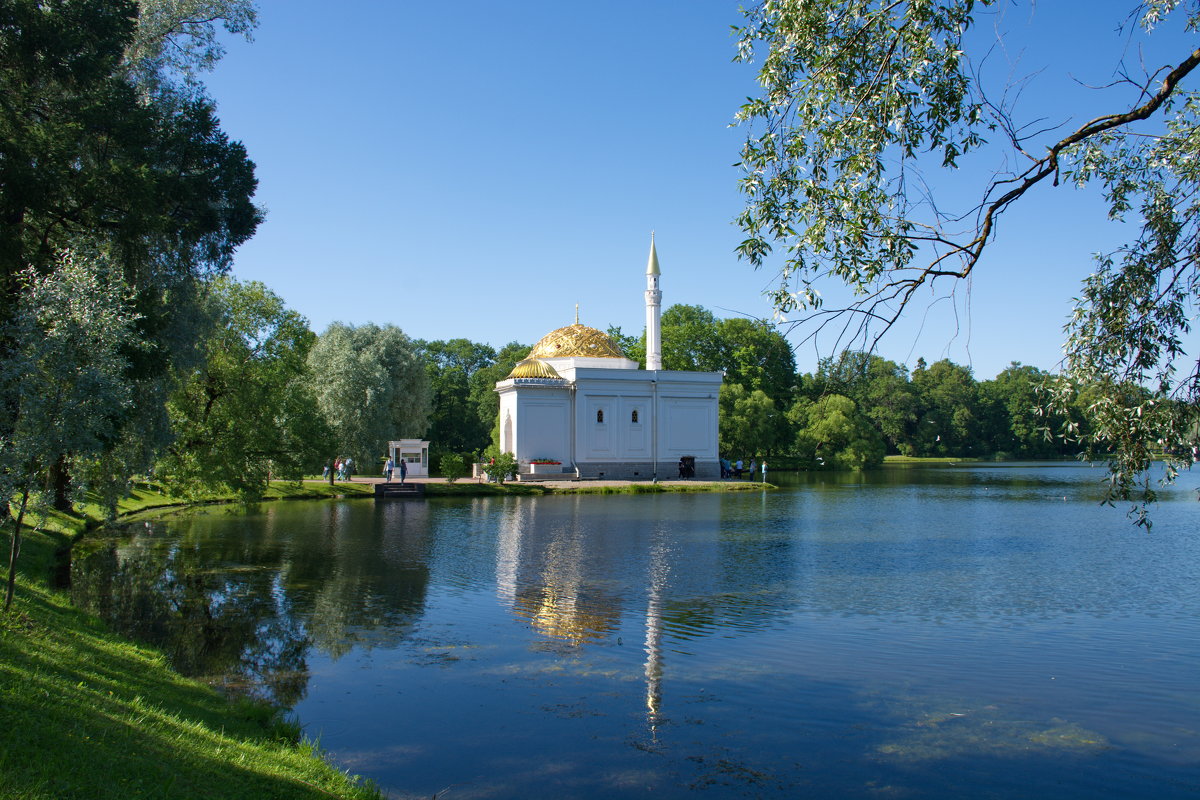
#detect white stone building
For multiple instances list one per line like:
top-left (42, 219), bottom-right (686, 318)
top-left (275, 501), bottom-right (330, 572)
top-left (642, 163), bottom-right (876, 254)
top-left (495, 237), bottom-right (722, 480)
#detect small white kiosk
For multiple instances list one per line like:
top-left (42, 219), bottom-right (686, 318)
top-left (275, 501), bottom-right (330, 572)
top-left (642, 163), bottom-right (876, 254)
top-left (388, 439), bottom-right (430, 478)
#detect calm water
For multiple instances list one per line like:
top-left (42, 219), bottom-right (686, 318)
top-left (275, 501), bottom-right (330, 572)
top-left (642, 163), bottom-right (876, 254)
top-left (72, 464), bottom-right (1200, 799)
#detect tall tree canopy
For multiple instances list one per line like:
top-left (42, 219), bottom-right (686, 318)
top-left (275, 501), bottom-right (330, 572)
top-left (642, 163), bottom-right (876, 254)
top-left (157, 277), bottom-right (329, 499)
top-left (416, 338), bottom-right (498, 458)
top-left (307, 323), bottom-right (431, 471)
top-left (735, 0), bottom-right (1200, 513)
top-left (0, 0), bottom-right (260, 504)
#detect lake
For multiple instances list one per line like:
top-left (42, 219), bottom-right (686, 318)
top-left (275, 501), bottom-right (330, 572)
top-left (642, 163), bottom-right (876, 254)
top-left (71, 464), bottom-right (1200, 799)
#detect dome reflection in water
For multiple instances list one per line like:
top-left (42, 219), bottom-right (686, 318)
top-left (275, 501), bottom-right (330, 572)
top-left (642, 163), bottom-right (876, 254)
top-left (72, 463), bottom-right (1200, 799)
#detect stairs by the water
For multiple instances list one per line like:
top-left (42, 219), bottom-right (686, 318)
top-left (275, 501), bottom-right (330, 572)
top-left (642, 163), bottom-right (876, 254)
top-left (374, 482), bottom-right (426, 499)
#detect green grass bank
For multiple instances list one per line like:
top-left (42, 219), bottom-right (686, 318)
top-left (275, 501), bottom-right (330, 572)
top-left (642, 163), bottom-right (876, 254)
top-left (0, 491), bottom-right (382, 800)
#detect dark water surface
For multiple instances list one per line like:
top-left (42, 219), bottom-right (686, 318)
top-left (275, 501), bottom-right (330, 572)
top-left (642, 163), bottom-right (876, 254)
top-left (72, 464), bottom-right (1200, 799)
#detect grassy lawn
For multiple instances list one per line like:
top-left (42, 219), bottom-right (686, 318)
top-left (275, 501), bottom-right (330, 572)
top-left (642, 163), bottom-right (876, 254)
top-left (1, 492), bottom-right (380, 800)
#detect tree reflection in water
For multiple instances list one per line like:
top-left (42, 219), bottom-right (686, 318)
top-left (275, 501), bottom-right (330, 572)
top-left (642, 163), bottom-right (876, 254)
top-left (71, 501), bottom-right (432, 706)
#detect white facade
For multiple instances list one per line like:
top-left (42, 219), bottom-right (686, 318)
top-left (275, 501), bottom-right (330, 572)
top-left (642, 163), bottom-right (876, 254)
top-left (388, 439), bottom-right (429, 477)
top-left (496, 366), bottom-right (721, 479)
top-left (495, 238), bottom-right (721, 480)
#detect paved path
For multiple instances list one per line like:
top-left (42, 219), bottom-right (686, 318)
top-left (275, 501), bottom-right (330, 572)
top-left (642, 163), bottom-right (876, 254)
top-left (306, 476), bottom-right (767, 490)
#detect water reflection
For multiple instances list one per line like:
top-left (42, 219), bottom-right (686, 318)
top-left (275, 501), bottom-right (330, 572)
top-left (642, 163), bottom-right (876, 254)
top-left (73, 501), bottom-right (433, 704)
top-left (69, 465), bottom-right (1200, 798)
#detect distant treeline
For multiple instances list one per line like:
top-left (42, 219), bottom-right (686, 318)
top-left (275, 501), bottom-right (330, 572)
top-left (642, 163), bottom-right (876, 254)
top-left (417, 304), bottom-right (1095, 472)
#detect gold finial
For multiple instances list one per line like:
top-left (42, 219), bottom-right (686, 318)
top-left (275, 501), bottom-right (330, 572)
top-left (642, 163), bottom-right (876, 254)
top-left (575, 303), bottom-right (579, 325)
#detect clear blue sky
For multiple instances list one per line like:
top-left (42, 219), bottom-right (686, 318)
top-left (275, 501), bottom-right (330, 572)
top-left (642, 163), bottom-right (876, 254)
top-left (203, 0), bottom-right (1196, 380)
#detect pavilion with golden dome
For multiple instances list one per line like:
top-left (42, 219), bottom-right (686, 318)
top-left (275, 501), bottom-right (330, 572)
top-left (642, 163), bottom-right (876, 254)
top-left (495, 237), bottom-right (722, 480)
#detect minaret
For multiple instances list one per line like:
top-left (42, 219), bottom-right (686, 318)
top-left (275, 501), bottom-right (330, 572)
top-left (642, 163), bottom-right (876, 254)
top-left (645, 233), bottom-right (663, 371)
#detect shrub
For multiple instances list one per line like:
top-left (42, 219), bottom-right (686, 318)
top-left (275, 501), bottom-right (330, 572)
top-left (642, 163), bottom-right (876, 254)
top-left (440, 453), bottom-right (467, 482)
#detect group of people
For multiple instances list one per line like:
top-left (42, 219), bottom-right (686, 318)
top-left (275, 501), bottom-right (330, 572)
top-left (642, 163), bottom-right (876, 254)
top-left (323, 457), bottom-right (356, 481)
top-left (719, 458), bottom-right (766, 480)
top-left (320, 456), bottom-right (406, 483)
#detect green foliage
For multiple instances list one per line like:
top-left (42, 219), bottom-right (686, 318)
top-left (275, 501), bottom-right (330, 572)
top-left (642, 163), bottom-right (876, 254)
top-left (0, 0), bottom-right (260, 516)
top-left (719, 383), bottom-right (788, 458)
top-left (481, 447), bottom-right (519, 484)
top-left (124, 0), bottom-right (258, 96)
top-left (789, 394), bottom-right (885, 470)
top-left (1, 250), bottom-right (145, 608)
top-left (734, 1), bottom-right (1200, 514)
top-left (417, 338), bottom-right (497, 455)
top-left (606, 325), bottom-right (645, 366)
top-left (813, 352), bottom-right (918, 453)
top-left (439, 453), bottom-right (467, 482)
top-left (661, 305), bottom-right (724, 371)
top-left (660, 306), bottom-right (795, 401)
top-left (155, 277), bottom-right (331, 501)
top-left (735, 0), bottom-right (983, 309)
top-left (307, 322), bottom-right (432, 467)
top-left (468, 341), bottom-right (529, 449)
top-left (910, 359), bottom-right (981, 457)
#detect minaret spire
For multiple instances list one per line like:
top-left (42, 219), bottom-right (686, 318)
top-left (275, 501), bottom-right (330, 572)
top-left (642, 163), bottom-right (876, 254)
top-left (645, 233), bottom-right (663, 370)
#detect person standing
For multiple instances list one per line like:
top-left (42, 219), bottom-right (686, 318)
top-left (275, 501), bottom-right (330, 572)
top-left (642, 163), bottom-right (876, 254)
top-left (346, 457), bottom-right (355, 481)
top-left (385, 457), bottom-right (394, 483)
top-left (399, 457), bottom-right (408, 485)
top-left (761, 460), bottom-right (768, 483)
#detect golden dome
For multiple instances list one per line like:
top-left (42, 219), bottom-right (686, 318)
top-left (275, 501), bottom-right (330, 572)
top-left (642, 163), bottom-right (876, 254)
top-left (528, 324), bottom-right (626, 359)
top-left (506, 358), bottom-right (563, 380)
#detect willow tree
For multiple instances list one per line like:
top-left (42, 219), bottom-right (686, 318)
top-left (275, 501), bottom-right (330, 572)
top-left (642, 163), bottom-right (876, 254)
top-left (307, 323), bottom-right (432, 480)
top-left (734, 0), bottom-right (1200, 521)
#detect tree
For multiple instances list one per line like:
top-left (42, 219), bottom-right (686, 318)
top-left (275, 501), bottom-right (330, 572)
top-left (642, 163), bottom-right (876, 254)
top-left (979, 363), bottom-right (1077, 459)
top-left (468, 341), bottom-right (529, 451)
top-left (660, 305), bottom-right (723, 372)
top-left (719, 383), bottom-right (787, 459)
top-left (307, 323), bottom-right (431, 479)
top-left (481, 447), bottom-right (518, 484)
top-left (155, 277), bottom-right (330, 500)
top-left (808, 352), bottom-right (920, 454)
top-left (716, 317), bottom-right (797, 404)
top-left (1, 250), bottom-right (143, 610)
top-left (416, 339), bottom-right (497, 459)
top-left (734, 1), bottom-right (1200, 515)
top-left (910, 359), bottom-right (981, 457)
top-left (788, 394), bottom-right (885, 470)
top-left (605, 325), bottom-right (645, 366)
top-left (123, 0), bottom-right (257, 97)
top-left (0, 0), bottom-right (261, 505)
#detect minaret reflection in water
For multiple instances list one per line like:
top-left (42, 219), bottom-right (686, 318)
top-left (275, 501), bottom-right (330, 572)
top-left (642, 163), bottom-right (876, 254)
top-left (642, 531), bottom-right (669, 737)
top-left (496, 496), bottom-right (673, 735)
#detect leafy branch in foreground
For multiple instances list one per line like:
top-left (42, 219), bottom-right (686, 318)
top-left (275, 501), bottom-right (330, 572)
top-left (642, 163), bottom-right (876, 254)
top-left (734, 0), bottom-right (1200, 522)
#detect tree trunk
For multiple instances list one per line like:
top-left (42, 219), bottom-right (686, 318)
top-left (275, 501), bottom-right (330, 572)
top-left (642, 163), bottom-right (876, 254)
top-left (50, 454), bottom-right (72, 511)
top-left (5, 490), bottom-right (29, 612)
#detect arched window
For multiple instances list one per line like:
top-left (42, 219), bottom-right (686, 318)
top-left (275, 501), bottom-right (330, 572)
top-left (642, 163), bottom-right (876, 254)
top-left (596, 409), bottom-right (604, 423)
top-left (631, 410), bottom-right (639, 423)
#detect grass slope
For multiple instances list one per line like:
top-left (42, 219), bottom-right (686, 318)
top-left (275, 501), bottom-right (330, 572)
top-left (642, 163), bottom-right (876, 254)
top-left (1, 497), bottom-right (378, 800)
